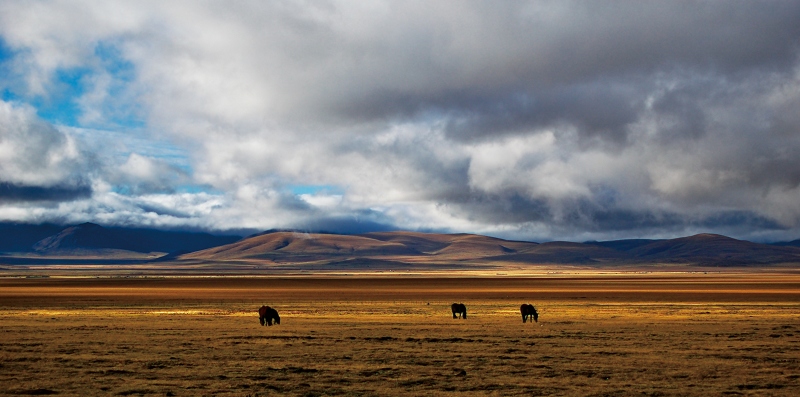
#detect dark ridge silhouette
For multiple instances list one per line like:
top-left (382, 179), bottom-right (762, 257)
top-left (0, 257), bottom-right (156, 265)
top-left (0, 222), bottom-right (64, 253)
top-left (33, 223), bottom-right (135, 252)
top-left (106, 227), bottom-right (241, 253)
top-left (27, 222), bottom-right (240, 255)
top-left (584, 239), bottom-right (660, 251)
top-left (628, 233), bottom-right (800, 265)
top-left (771, 239), bottom-right (800, 248)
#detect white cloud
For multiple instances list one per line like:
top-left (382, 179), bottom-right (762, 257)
top-left (0, 101), bottom-right (88, 187)
top-left (300, 193), bottom-right (343, 209)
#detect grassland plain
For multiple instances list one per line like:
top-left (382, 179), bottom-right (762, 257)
top-left (1, 274), bottom-right (800, 396)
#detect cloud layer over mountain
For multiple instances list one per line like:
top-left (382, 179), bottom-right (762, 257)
top-left (1, 1), bottom-right (800, 241)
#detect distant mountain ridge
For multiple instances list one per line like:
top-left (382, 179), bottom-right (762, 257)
top-left (2, 222), bottom-right (800, 267)
top-left (1, 222), bottom-right (241, 256)
top-left (772, 239), bottom-right (800, 248)
top-left (181, 231), bottom-right (541, 262)
top-left (33, 223), bottom-right (135, 253)
top-left (181, 230), bottom-right (800, 267)
top-left (0, 222), bottom-right (65, 252)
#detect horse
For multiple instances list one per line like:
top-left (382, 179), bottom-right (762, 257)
top-left (520, 303), bottom-right (538, 323)
top-left (258, 305), bottom-right (281, 326)
top-left (451, 303), bottom-right (467, 319)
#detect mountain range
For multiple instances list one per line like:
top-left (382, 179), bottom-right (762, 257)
top-left (1, 222), bottom-right (800, 268)
top-left (0, 222), bottom-right (240, 258)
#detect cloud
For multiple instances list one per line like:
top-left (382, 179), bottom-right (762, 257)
top-left (0, 100), bottom-right (93, 194)
top-left (1, 1), bottom-right (800, 241)
top-left (0, 182), bottom-right (91, 202)
top-left (110, 153), bottom-right (189, 195)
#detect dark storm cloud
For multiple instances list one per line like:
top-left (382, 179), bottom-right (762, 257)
top-left (442, 81), bottom-right (647, 143)
top-left (323, 2), bottom-right (800, 139)
top-left (445, 189), bottom-right (789, 238)
top-left (0, 182), bottom-right (91, 202)
top-left (296, 214), bottom-right (399, 235)
top-left (443, 192), bottom-right (552, 225)
top-left (694, 210), bottom-right (787, 232)
top-left (580, 206), bottom-right (786, 235)
top-left (276, 192), bottom-right (314, 212)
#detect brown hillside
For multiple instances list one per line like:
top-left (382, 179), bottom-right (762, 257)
top-left (488, 241), bottom-right (629, 264)
top-left (362, 231), bottom-right (539, 257)
top-left (183, 231), bottom-right (541, 262)
top-left (182, 231), bottom-right (412, 260)
top-left (429, 234), bottom-right (539, 259)
top-left (360, 231), bottom-right (455, 253)
top-left (629, 233), bottom-right (800, 265)
top-left (174, 230), bottom-right (800, 268)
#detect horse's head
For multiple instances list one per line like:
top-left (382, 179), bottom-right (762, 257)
top-left (274, 314), bottom-right (281, 325)
top-left (532, 308), bottom-right (538, 322)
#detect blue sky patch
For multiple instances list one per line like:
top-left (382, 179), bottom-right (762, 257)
top-left (175, 184), bottom-right (222, 195)
top-left (32, 67), bottom-right (91, 125)
top-left (0, 38), bottom-right (21, 102)
top-left (3, 39), bottom-right (145, 129)
top-left (289, 184), bottom-right (345, 196)
top-left (0, 37), bottom-right (14, 64)
top-left (91, 41), bottom-right (144, 129)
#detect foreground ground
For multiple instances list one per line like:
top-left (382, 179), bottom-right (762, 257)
top-left (1, 274), bottom-right (800, 396)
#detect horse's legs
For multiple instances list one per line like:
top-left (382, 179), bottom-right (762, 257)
top-left (453, 312), bottom-right (457, 319)
top-left (259, 316), bottom-right (265, 326)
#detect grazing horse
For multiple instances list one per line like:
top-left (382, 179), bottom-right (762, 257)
top-left (258, 305), bottom-right (280, 326)
top-left (520, 304), bottom-right (538, 323)
top-left (451, 303), bottom-right (467, 319)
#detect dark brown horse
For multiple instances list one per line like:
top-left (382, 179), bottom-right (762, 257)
top-left (258, 305), bottom-right (280, 326)
top-left (520, 304), bottom-right (538, 323)
top-left (451, 303), bottom-right (467, 319)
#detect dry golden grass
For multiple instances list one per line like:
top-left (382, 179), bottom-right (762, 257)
top-left (2, 275), bottom-right (800, 396)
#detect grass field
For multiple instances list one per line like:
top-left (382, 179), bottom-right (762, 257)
top-left (2, 274), bottom-right (800, 396)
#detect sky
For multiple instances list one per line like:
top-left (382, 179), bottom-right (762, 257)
top-left (1, 1), bottom-right (800, 242)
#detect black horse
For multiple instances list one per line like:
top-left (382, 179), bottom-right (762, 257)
top-left (520, 304), bottom-right (538, 323)
top-left (451, 303), bottom-right (467, 319)
top-left (258, 305), bottom-right (280, 326)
